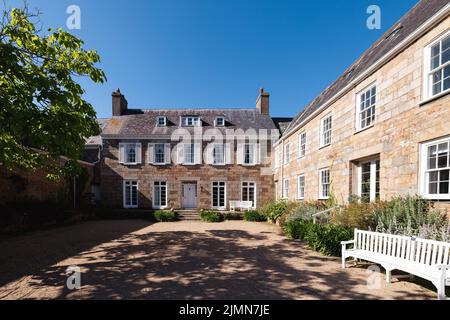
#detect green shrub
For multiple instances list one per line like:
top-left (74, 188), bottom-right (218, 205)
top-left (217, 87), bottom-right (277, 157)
top-left (330, 202), bottom-right (374, 229)
top-left (284, 218), bottom-right (313, 240)
top-left (305, 223), bottom-right (353, 256)
top-left (200, 210), bottom-right (224, 223)
top-left (370, 195), bottom-right (449, 240)
top-left (243, 210), bottom-right (266, 222)
top-left (154, 210), bottom-right (178, 222)
top-left (260, 201), bottom-right (289, 223)
top-left (279, 201), bottom-right (328, 226)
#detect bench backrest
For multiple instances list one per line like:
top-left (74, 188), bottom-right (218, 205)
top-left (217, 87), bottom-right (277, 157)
top-left (240, 201), bottom-right (253, 209)
top-left (354, 229), bottom-right (450, 267)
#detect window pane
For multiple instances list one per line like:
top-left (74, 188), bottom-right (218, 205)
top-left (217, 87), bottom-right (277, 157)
top-left (429, 171), bottom-right (439, 182)
top-left (439, 182), bottom-right (449, 194)
top-left (440, 170), bottom-right (449, 182)
top-left (429, 182), bottom-right (438, 194)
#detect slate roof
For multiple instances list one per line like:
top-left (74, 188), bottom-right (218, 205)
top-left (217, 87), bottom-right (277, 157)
top-left (85, 118), bottom-right (109, 146)
top-left (283, 0), bottom-right (449, 137)
top-left (272, 117), bottom-right (293, 134)
top-left (100, 109), bottom-right (278, 138)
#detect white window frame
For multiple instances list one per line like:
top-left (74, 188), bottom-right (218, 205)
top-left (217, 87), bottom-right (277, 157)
top-left (318, 168), bottom-right (330, 199)
top-left (184, 143), bottom-right (195, 165)
top-left (241, 181), bottom-right (256, 208)
top-left (156, 116), bottom-right (167, 127)
top-left (356, 83), bottom-right (377, 132)
top-left (123, 180), bottom-right (138, 209)
top-left (181, 116), bottom-right (201, 127)
top-left (423, 30), bottom-right (450, 101)
top-left (212, 143), bottom-right (225, 165)
top-left (298, 132), bottom-right (306, 158)
top-left (274, 146), bottom-right (280, 168)
top-left (214, 117), bottom-right (225, 127)
top-left (153, 181), bottom-right (168, 209)
top-left (154, 143), bottom-right (166, 165)
top-left (320, 114), bottom-right (332, 148)
top-left (243, 143), bottom-right (255, 165)
top-left (119, 143), bottom-right (141, 165)
top-left (283, 143), bottom-right (290, 165)
top-left (356, 159), bottom-right (380, 202)
top-left (297, 174), bottom-right (305, 200)
top-left (211, 181), bottom-right (227, 210)
top-left (419, 136), bottom-right (450, 200)
top-left (282, 178), bottom-right (289, 199)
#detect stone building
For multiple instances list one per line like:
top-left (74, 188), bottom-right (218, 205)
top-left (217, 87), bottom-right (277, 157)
top-left (94, 89), bottom-right (290, 210)
top-left (273, 0), bottom-right (450, 213)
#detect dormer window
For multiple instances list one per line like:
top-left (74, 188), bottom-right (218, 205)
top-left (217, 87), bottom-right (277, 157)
top-left (156, 116), bottom-right (167, 127)
top-left (215, 117), bottom-right (225, 127)
top-left (181, 116), bottom-right (201, 127)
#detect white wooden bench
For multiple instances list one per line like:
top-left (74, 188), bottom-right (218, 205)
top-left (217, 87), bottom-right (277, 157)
top-left (229, 201), bottom-right (253, 212)
top-left (342, 229), bottom-right (450, 300)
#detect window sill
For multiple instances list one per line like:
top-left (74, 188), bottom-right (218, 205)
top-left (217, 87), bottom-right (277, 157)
top-left (318, 197), bottom-right (330, 200)
top-left (241, 163), bottom-right (256, 167)
top-left (123, 206), bottom-right (138, 209)
top-left (122, 163), bottom-right (139, 166)
top-left (419, 90), bottom-right (450, 106)
top-left (354, 124), bottom-right (375, 135)
top-left (318, 144), bottom-right (331, 150)
top-left (151, 163), bottom-right (170, 166)
top-left (420, 194), bottom-right (450, 201)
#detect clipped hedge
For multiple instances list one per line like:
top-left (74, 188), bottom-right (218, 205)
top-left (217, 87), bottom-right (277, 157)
top-left (243, 210), bottom-right (266, 222)
top-left (200, 210), bottom-right (224, 223)
top-left (154, 210), bottom-right (178, 222)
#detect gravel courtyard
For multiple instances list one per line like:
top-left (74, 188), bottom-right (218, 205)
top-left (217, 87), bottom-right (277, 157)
top-left (0, 220), bottom-right (436, 300)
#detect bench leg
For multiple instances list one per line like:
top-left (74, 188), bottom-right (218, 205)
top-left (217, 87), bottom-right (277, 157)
top-left (386, 269), bottom-right (392, 283)
top-left (341, 254), bottom-right (346, 269)
top-left (436, 280), bottom-right (446, 300)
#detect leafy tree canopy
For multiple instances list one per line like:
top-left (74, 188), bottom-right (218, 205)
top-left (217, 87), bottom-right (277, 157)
top-left (0, 5), bottom-right (106, 179)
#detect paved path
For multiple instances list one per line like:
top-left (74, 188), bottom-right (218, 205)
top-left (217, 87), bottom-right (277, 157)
top-left (0, 220), bottom-right (436, 300)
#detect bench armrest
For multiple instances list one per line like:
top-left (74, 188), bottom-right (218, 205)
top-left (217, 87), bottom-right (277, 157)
top-left (341, 240), bottom-right (355, 246)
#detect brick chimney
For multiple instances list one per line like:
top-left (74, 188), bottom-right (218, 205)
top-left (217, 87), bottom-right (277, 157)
top-left (256, 88), bottom-right (270, 115)
top-left (112, 88), bottom-right (128, 116)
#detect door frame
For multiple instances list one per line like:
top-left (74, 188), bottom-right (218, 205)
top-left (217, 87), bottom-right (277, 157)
top-left (181, 182), bottom-right (198, 209)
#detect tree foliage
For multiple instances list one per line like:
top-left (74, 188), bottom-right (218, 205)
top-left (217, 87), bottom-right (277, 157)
top-left (0, 5), bottom-right (106, 178)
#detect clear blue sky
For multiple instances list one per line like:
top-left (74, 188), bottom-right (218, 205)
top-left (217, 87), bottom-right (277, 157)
top-left (4, 0), bottom-right (419, 118)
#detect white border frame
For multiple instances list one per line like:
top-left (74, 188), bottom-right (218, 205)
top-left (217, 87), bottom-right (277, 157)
top-left (319, 113), bottom-right (332, 148)
top-left (318, 168), bottom-right (330, 200)
top-left (123, 180), bottom-right (139, 209)
top-left (153, 181), bottom-right (168, 209)
top-left (419, 136), bottom-right (450, 200)
top-left (355, 82), bottom-right (377, 133)
top-left (211, 181), bottom-right (227, 210)
top-left (241, 181), bottom-right (257, 208)
top-left (297, 174), bottom-right (305, 200)
top-left (422, 29), bottom-right (450, 102)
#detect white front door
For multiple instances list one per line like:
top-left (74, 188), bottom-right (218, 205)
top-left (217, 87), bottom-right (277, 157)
top-left (182, 183), bottom-right (197, 208)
